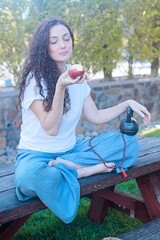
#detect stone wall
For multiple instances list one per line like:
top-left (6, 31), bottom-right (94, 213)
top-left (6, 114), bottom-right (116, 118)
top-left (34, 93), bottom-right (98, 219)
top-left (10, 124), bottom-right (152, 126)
top-left (77, 77), bottom-right (160, 136)
top-left (0, 89), bottom-right (21, 164)
top-left (0, 77), bottom-right (159, 164)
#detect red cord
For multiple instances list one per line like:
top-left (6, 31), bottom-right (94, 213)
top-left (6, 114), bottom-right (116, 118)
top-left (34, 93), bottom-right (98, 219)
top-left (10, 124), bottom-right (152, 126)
top-left (88, 133), bottom-right (127, 178)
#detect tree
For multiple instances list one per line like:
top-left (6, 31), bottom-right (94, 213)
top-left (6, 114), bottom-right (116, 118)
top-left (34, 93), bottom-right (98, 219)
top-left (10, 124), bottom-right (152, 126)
top-left (0, 0), bottom-right (71, 83)
top-left (121, 0), bottom-right (160, 77)
top-left (0, 0), bottom-right (32, 82)
top-left (1, 0), bottom-right (159, 83)
top-left (63, 0), bottom-right (123, 80)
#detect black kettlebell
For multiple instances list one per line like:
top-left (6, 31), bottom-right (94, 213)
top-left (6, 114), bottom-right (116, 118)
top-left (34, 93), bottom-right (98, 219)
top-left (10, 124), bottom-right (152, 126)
top-left (119, 107), bottom-right (139, 136)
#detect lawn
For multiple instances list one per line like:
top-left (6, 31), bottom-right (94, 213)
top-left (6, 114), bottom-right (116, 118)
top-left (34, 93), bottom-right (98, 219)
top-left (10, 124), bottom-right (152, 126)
top-left (13, 126), bottom-right (160, 240)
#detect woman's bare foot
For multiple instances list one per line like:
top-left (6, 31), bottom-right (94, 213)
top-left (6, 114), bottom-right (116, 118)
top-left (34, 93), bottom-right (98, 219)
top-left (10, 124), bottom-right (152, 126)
top-left (77, 162), bottom-right (116, 179)
top-left (48, 158), bottom-right (115, 179)
top-left (103, 162), bottom-right (116, 172)
top-left (48, 157), bottom-right (83, 169)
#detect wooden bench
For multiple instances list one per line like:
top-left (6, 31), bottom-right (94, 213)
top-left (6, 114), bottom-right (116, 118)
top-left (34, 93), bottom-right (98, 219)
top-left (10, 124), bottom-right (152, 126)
top-left (0, 137), bottom-right (160, 240)
top-left (118, 218), bottom-right (160, 240)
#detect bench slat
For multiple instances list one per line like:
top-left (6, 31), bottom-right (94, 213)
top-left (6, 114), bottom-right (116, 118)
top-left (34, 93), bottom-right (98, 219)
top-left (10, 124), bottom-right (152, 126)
top-left (0, 174), bottom-right (15, 192)
top-left (0, 144), bottom-right (159, 192)
top-left (0, 163), bottom-right (15, 176)
top-left (0, 151), bottom-right (160, 195)
top-left (0, 168), bottom-right (160, 223)
top-left (80, 151), bottom-right (160, 190)
top-left (119, 218), bottom-right (160, 240)
top-left (0, 189), bottom-right (45, 223)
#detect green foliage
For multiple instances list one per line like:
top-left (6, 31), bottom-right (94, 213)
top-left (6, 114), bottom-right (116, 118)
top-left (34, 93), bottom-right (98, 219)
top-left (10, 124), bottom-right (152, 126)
top-left (0, 0), bottom-right (31, 81)
top-left (0, 0), bottom-right (159, 83)
top-left (121, 0), bottom-right (160, 75)
top-left (66, 0), bottom-right (123, 79)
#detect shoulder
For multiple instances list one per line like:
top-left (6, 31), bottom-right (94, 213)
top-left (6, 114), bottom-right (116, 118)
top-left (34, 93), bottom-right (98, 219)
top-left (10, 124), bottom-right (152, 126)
top-left (25, 72), bottom-right (46, 91)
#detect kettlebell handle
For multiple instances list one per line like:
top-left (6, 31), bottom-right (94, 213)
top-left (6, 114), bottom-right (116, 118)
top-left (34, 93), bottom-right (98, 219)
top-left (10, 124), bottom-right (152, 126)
top-left (119, 107), bottom-right (139, 136)
top-left (126, 107), bottom-right (133, 122)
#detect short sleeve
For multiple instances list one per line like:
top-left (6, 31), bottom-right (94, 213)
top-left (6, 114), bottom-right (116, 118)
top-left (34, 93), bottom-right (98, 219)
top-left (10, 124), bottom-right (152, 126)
top-left (22, 74), bottom-right (47, 111)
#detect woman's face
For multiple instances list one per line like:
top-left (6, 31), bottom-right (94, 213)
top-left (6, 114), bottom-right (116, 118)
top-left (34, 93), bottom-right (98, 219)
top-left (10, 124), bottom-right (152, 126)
top-left (48, 24), bottom-right (73, 63)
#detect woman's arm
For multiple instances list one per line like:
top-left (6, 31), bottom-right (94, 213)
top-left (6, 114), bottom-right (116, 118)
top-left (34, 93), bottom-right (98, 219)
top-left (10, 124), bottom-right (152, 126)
top-left (30, 71), bottom-right (85, 136)
top-left (83, 95), bottom-right (151, 125)
top-left (30, 83), bottom-right (65, 136)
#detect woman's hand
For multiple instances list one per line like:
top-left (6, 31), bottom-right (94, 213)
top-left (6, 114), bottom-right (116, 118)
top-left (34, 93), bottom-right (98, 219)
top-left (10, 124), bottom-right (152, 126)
top-left (127, 100), bottom-right (151, 125)
top-left (56, 69), bottom-right (86, 89)
top-left (83, 96), bottom-right (151, 126)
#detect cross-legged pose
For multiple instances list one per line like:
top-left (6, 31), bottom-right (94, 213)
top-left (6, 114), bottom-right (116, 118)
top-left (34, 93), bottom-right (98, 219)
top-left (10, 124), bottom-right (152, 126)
top-left (15, 17), bottom-right (151, 224)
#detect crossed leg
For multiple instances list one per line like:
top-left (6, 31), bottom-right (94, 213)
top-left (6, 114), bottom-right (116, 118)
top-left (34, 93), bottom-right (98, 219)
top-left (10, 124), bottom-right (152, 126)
top-left (48, 157), bottom-right (115, 179)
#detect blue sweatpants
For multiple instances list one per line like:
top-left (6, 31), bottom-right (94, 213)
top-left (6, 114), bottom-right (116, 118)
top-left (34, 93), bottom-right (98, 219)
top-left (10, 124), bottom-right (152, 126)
top-left (15, 132), bottom-right (140, 224)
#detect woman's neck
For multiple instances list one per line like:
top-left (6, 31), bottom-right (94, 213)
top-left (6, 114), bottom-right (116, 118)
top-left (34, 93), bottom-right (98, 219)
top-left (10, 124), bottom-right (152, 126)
top-left (56, 62), bottom-right (67, 74)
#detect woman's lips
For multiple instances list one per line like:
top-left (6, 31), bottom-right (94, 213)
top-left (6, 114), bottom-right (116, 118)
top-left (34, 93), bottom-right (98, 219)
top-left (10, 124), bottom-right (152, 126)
top-left (59, 51), bottom-right (68, 56)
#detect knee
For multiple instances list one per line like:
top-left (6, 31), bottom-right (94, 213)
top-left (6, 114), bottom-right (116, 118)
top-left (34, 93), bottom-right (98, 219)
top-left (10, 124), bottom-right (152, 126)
top-left (15, 161), bottom-right (46, 186)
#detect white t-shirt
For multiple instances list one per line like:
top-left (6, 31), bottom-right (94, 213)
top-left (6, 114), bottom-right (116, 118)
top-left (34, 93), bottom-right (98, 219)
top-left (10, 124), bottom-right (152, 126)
top-left (18, 74), bottom-right (90, 153)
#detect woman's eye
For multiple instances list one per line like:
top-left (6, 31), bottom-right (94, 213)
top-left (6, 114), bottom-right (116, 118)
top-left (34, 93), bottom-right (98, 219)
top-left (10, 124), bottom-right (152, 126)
top-left (50, 41), bottom-right (57, 44)
top-left (64, 36), bottom-right (70, 41)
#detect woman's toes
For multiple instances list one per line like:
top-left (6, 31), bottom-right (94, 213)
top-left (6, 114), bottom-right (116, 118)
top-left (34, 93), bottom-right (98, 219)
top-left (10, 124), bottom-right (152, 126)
top-left (48, 160), bottom-right (56, 166)
top-left (104, 162), bottom-right (116, 172)
top-left (106, 162), bottom-right (115, 168)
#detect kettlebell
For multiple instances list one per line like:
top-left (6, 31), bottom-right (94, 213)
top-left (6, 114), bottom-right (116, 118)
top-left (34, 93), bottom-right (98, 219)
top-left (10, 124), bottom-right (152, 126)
top-left (119, 107), bottom-right (139, 136)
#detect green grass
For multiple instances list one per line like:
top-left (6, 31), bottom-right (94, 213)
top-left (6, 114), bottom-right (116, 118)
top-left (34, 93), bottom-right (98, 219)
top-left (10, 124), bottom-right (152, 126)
top-left (13, 127), bottom-right (160, 240)
top-left (140, 126), bottom-right (160, 138)
top-left (14, 199), bottom-right (142, 240)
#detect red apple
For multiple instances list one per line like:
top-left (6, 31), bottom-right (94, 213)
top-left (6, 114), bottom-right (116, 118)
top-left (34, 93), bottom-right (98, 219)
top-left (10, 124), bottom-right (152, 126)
top-left (68, 64), bottom-right (85, 79)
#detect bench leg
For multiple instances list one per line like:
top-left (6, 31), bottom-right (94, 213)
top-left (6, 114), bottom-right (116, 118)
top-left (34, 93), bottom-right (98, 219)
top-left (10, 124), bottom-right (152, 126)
top-left (136, 170), bottom-right (160, 220)
top-left (0, 214), bottom-right (31, 240)
top-left (88, 186), bottom-right (114, 223)
top-left (88, 193), bottom-right (110, 223)
top-left (88, 187), bottom-right (151, 223)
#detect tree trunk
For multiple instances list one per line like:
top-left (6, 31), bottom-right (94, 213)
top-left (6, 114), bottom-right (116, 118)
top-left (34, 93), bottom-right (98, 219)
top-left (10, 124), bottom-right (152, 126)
top-left (103, 68), bottom-right (113, 81)
top-left (128, 55), bottom-right (133, 79)
top-left (151, 57), bottom-right (159, 77)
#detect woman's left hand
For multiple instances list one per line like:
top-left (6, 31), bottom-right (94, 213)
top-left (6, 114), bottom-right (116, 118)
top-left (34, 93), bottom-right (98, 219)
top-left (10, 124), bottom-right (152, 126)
top-left (127, 100), bottom-right (151, 125)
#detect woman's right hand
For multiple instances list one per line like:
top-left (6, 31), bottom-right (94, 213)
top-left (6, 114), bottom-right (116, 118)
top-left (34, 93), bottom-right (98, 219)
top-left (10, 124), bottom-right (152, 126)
top-left (57, 70), bottom-right (86, 89)
top-left (127, 100), bottom-right (151, 125)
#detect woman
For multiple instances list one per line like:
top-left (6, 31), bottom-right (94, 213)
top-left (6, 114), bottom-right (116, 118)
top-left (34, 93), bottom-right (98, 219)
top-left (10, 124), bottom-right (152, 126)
top-left (15, 17), bottom-right (151, 224)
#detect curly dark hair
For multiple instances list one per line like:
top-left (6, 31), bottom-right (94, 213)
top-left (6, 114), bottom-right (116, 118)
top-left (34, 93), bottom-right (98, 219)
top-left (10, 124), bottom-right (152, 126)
top-left (17, 17), bottom-right (74, 113)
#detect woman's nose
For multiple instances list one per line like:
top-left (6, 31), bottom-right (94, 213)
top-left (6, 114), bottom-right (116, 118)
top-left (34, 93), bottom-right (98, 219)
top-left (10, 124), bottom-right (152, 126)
top-left (59, 39), bottom-right (66, 48)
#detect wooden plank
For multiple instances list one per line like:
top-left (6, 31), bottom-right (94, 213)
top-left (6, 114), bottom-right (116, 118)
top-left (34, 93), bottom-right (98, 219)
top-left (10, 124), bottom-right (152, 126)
top-left (88, 188), bottom-right (151, 223)
top-left (119, 218), bottom-right (160, 240)
top-left (80, 156), bottom-right (160, 196)
top-left (1, 151), bottom-right (160, 197)
top-left (138, 137), bottom-right (160, 150)
top-left (0, 163), bottom-right (15, 177)
top-left (1, 169), bottom-right (159, 224)
top-left (0, 137), bottom-right (159, 176)
top-left (88, 186), bottom-right (115, 223)
top-left (0, 189), bottom-right (46, 224)
top-left (0, 215), bottom-right (31, 240)
top-left (140, 145), bottom-right (160, 156)
top-left (136, 171), bottom-right (160, 219)
top-left (0, 174), bottom-right (15, 192)
top-left (1, 148), bottom-right (159, 193)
